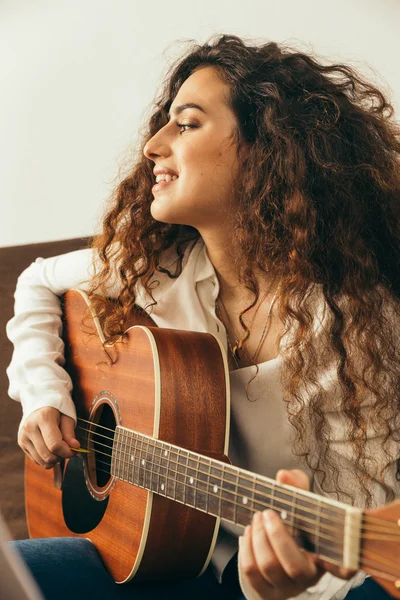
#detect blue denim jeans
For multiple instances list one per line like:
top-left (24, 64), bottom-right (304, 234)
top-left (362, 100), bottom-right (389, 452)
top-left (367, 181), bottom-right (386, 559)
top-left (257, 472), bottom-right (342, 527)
top-left (10, 537), bottom-right (392, 600)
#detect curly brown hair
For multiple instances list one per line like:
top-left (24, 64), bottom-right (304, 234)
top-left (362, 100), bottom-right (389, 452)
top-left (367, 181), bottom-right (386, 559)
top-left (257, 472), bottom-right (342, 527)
top-left (80, 33), bottom-right (400, 507)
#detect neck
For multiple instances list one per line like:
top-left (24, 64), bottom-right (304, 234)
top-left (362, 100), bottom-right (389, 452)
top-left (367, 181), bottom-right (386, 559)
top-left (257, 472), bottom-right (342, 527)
top-left (199, 235), bottom-right (280, 304)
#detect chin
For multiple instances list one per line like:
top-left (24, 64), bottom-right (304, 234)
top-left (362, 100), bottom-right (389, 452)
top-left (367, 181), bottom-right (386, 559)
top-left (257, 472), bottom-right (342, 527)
top-left (150, 202), bottom-right (176, 225)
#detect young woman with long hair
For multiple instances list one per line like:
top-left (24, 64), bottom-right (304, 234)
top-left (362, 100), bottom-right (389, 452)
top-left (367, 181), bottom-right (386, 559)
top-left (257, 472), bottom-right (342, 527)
top-left (6, 33), bottom-right (400, 600)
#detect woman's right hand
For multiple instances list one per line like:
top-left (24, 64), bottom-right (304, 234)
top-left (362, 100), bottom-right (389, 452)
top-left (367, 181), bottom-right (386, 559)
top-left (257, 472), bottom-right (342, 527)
top-left (18, 407), bottom-right (80, 469)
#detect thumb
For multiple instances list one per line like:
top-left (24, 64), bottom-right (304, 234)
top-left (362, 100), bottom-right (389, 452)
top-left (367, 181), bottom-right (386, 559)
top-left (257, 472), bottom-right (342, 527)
top-left (60, 414), bottom-right (80, 448)
top-left (276, 468), bottom-right (310, 492)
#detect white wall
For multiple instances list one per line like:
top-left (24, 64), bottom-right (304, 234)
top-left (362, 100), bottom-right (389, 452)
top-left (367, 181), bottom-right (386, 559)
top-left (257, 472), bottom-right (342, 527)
top-left (1, 0), bottom-right (399, 247)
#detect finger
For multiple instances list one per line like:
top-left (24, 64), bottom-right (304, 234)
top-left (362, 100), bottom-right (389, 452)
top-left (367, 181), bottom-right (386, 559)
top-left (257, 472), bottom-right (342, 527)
top-left (314, 556), bottom-right (356, 580)
top-left (24, 440), bottom-right (52, 469)
top-left (39, 417), bottom-right (76, 459)
top-left (251, 511), bottom-right (289, 588)
top-left (264, 509), bottom-right (322, 587)
top-left (23, 446), bottom-right (37, 465)
top-left (276, 469), bottom-right (310, 491)
top-left (276, 469), bottom-right (312, 546)
top-left (29, 427), bottom-right (60, 467)
top-left (239, 523), bottom-right (274, 599)
top-left (60, 415), bottom-right (80, 448)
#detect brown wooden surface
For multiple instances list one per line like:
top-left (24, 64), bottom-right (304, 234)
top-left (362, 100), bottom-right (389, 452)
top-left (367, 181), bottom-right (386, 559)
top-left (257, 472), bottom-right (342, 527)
top-left (362, 501), bottom-right (400, 598)
top-left (25, 290), bottom-right (229, 582)
top-left (0, 236), bottom-right (91, 540)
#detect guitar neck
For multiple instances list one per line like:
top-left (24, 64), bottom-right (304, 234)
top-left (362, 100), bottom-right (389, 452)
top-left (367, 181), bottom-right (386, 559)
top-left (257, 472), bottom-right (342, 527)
top-left (111, 426), bottom-right (362, 570)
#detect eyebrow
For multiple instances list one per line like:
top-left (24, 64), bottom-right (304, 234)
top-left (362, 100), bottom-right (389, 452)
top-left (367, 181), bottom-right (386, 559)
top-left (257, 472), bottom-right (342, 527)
top-left (168, 103), bottom-right (207, 118)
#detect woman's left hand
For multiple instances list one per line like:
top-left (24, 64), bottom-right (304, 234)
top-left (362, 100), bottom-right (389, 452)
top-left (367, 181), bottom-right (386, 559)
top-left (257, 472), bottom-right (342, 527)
top-left (238, 469), bottom-right (326, 600)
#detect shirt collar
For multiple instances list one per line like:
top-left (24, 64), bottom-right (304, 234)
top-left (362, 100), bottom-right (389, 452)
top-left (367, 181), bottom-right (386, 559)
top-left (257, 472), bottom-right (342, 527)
top-left (192, 237), bottom-right (218, 285)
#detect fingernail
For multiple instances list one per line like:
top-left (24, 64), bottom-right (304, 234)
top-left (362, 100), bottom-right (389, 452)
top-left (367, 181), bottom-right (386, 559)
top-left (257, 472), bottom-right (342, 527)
top-left (263, 510), bottom-right (278, 527)
top-left (252, 511), bottom-right (262, 524)
top-left (244, 525), bottom-right (251, 536)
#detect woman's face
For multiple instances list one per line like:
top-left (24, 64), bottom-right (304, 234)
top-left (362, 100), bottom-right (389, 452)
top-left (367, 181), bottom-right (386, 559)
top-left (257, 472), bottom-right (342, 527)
top-left (143, 66), bottom-right (240, 232)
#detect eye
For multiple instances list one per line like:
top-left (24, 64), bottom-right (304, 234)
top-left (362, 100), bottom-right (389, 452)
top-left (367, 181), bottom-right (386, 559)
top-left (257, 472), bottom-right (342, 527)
top-left (176, 122), bottom-right (196, 134)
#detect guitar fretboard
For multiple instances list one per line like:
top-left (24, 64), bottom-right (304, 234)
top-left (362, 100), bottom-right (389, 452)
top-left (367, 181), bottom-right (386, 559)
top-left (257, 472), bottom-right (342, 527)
top-left (109, 426), bottom-right (357, 566)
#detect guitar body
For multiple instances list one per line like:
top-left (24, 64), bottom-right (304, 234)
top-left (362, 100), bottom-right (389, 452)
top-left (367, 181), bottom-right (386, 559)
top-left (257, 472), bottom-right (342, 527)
top-left (25, 289), bottom-right (230, 583)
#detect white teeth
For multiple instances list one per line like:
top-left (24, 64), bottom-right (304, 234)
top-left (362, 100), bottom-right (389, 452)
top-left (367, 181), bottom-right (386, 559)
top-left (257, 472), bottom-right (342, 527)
top-left (155, 173), bottom-right (178, 183)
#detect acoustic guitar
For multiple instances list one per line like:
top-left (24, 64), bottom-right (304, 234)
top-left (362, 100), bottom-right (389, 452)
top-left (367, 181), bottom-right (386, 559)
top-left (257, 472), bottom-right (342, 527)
top-left (25, 289), bottom-right (400, 597)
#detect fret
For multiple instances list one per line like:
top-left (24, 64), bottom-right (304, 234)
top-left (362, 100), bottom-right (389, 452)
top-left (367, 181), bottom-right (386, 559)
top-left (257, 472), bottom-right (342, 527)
top-left (118, 428), bottom-right (124, 481)
top-left (273, 483), bottom-right (292, 517)
top-left (118, 427), bottom-right (124, 480)
top-left (220, 465), bottom-right (235, 522)
top-left (158, 442), bottom-right (166, 496)
top-left (194, 456), bottom-right (200, 508)
top-left (206, 458), bottom-right (212, 514)
top-left (175, 447), bottom-right (185, 503)
top-left (193, 456), bottom-right (199, 509)
top-left (150, 438), bottom-right (157, 492)
top-left (208, 462), bottom-right (223, 517)
top-left (185, 453), bottom-right (195, 507)
top-left (138, 435), bottom-right (145, 488)
top-left (126, 430), bottom-right (133, 483)
top-left (155, 442), bottom-right (163, 494)
top-left (219, 464), bottom-right (224, 517)
top-left (254, 479), bottom-right (269, 513)
top-left (122, 429), bottom-right (129, 482)
top-left (129, 433), bottom-right (137, 485)
top-left (144, 438), bottom-right (152, 491)
top-left (236, 473), bottom-right (253, 527)
top-left (195, 457), bottom-right (208, 512)
top-left (165, 444), bottom-right (174, 500)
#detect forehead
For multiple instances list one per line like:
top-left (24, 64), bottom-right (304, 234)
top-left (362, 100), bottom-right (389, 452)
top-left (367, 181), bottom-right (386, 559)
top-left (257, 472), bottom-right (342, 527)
top-left (170, 66), bottom-right (229, 114)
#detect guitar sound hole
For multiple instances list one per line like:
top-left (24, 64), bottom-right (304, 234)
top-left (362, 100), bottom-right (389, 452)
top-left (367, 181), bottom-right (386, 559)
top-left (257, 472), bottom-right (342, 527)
top-left (90, 403), bottom-right (116, 488)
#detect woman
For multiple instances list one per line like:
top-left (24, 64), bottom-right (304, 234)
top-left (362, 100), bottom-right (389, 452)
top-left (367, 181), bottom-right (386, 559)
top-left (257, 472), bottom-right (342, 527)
top-left (6, 33), bottom-right (400, 600)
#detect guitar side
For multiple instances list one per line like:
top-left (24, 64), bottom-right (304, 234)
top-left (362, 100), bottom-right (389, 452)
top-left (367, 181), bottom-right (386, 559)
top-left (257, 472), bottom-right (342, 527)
top-left (25, 289), bottom-right (231, 583)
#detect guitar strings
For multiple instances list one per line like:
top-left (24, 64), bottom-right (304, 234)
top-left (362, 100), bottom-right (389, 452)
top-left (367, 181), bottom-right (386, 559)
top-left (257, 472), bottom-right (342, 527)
top-left (73, 421), bottom-right (400, 576)
top-left (89, 455), bottom-right (345, 562)
top-left (76, 422), bottom-right (347, 530)
top-left (83, 453), bottom-right (400, 576)
top-left (76, 418), bottom-right (346, 517)
top-left (79, 431), bottom-right (400, 549)
top-left (76, 419), bottom-right (400, 537)
top-left (76, 419), bottom-right (400, 541)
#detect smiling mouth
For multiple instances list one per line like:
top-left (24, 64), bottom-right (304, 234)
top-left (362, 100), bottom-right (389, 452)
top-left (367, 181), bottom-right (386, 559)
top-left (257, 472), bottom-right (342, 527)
top-left (152, 178), bottom-right (178, 192)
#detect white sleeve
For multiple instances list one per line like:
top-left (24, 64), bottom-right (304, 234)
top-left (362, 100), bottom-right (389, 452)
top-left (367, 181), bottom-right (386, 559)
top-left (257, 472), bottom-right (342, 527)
top-left (5, 247), bottom-right (121, 436)
top-left (239, 563), bottom-right (366, 600)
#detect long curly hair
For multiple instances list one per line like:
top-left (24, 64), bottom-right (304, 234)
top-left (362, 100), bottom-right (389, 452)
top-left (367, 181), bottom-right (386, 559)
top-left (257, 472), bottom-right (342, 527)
top-left (80, 33), bottom-right (400, 507)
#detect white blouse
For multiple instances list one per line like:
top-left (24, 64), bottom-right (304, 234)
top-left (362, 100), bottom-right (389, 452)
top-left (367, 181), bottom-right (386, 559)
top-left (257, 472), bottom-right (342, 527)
top-left (6, 236), bottom-right (398, 599)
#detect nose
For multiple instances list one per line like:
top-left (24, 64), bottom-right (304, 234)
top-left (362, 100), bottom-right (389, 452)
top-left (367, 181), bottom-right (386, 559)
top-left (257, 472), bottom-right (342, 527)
top-left (143, 126), bottom-right (171, 162)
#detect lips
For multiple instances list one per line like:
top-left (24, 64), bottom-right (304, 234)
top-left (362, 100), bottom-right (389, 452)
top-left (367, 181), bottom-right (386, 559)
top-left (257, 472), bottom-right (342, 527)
top-left (152, 177), bottom-right (178, 192)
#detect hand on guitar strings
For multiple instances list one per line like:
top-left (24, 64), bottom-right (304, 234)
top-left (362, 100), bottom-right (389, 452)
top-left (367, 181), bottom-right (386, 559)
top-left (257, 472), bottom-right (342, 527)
top-left (238, 469), bottom-right (357, 600)
top-left (18, 406), bottom-right (80, 469)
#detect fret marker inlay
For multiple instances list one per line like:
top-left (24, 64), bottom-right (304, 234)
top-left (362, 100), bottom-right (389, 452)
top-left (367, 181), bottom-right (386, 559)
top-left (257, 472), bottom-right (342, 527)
top-left (141, 459), bottom-right (145, 466)
top-left (189, 477), bottom-right (194, 484)
top-left (280, 510), bottom-right (288, 520)
top-left (213, 485), bottom-right (218, 493)
top-left (161, 483), bottom-right (165, 491)
top-left (242, 496), bottom-right (248, 505)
